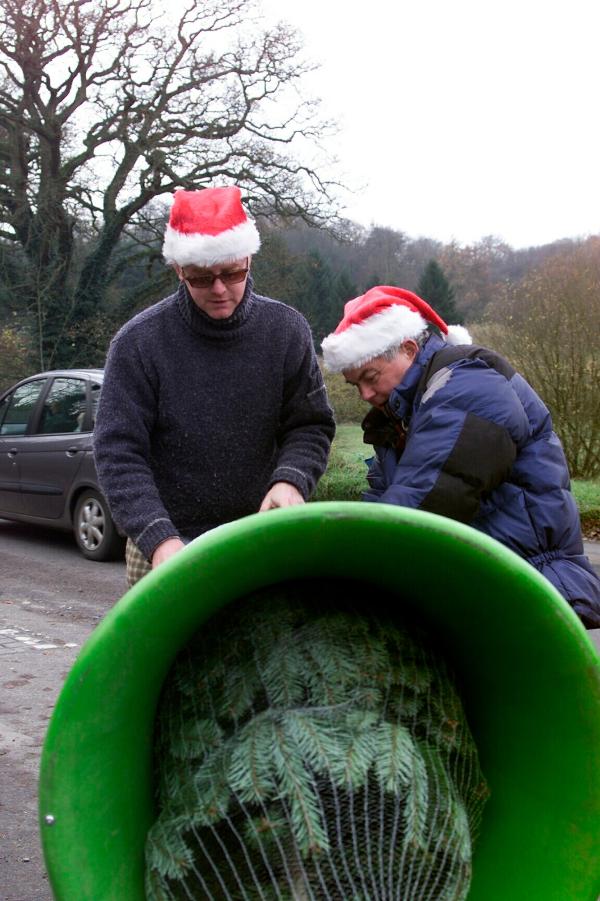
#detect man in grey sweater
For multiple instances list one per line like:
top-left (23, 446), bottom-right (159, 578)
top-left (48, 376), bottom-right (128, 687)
top-left (94, 186), bottom-right (335, 585)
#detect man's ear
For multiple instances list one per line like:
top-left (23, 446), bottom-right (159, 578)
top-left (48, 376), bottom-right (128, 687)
top-left (174, 264), bottom-right (184, 281)
top-left (403, 339), bottom-right (419, 360)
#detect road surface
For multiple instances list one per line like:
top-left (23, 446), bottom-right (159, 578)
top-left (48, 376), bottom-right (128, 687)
top-left (0, 521), bottom-right (125, 901)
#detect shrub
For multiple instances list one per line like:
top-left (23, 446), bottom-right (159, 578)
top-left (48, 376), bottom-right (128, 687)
top-left (572, 481), bottom-right (600, 539)
top-left (321, 365), bottom-right (365, 424)
top-left (0, 326), bottom-right (32, 393)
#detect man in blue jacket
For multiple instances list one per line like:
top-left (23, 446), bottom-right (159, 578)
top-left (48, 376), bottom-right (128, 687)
top-left (322, 285), bottom-right (600, 628)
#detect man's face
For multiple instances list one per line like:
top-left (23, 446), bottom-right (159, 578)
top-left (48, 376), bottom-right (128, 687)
top-left (343, 342), bottom-right (418, 408)
top-left (176, 257), bottom-right (249, 319)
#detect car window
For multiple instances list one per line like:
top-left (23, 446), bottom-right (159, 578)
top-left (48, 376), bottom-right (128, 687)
top-left (38, 378), bottom-right (88, 435)
top-left (90, 381), bottom-right (102, 426)
top-left (0, 394), bottom-right (9, 432)
top-left (0, 380), bottom-right (47, 436)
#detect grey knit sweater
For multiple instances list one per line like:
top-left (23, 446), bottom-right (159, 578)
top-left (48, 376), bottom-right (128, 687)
top-left (93, 278), bottom-right (335, 560)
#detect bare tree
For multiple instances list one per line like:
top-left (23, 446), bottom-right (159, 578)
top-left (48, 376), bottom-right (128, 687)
top-left (476, 238), bottom-right (600, 478)
top-left (0, 0), bottom-right (337, 367)
top-left (439, 236), bottom-right (513, 319)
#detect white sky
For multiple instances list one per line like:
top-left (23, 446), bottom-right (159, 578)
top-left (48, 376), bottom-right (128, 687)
top-left (260, 0), bottom-right (600, 249)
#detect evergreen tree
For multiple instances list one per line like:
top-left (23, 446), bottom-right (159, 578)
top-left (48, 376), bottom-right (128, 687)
top-left (290, 250), bottom-right (336, 344)
top-left (145, 582), bottom-right (489, 900)
top-left (418, 260), bottom-right (463, 324)
top-left (330, 269), bottom-right (358, 326)
top-left (250, 230), bottom-right (303, 305)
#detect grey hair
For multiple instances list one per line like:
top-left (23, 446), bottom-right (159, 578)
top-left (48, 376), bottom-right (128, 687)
top-left (379, 330), bottom-right (428, 361)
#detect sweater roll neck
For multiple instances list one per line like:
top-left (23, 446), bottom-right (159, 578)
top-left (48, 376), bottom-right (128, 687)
top-left (177, 274), bottom-right (256, 339)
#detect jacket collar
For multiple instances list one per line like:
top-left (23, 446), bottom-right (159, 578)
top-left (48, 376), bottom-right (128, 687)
top-left (385, 333), bottom-right (446, 422)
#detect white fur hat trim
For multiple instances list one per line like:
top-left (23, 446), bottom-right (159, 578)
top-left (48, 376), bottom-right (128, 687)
top-left (446, 325), bottom-right (473, 345)
top-left (163, 219), bottom-right (261, 267)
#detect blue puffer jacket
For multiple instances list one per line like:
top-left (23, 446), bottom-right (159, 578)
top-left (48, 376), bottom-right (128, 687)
top-left (363, 334), bottom-right (600, 627)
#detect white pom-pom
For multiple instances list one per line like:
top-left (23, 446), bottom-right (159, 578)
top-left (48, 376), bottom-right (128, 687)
top-left (446, 325), bottom-right (472, 346)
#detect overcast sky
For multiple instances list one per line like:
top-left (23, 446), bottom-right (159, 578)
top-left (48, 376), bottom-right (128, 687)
top-left (261, 0), bottom-right (600, 249)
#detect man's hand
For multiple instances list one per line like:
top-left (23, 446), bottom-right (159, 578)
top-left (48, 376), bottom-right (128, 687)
top-left (151, 537), bottom-right (185, 569)
top-left (259, 481), bottom-right (305, 512)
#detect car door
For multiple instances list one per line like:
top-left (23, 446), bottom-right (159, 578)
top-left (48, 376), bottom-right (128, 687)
top-left (0, 378), bottom-right (48, 515)
top-left (18, 376), bottom-right (90, 520)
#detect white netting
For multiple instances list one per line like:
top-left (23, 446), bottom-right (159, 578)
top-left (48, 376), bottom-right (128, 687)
top-left (145, 580), bottom-right (489, 900)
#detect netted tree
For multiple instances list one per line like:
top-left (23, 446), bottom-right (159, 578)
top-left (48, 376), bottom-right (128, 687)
top-left (0, 0), bottom-right (337, 369)
top-left (146, 581), bottom-right (489, 900)
top-left (476, 238), bottom-right (600, 478)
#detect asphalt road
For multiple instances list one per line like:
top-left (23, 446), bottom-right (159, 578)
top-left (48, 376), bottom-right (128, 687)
top-left (0, 521), bottom-right (125, 901)
top-left (1, 519), bottom-right (599, 900)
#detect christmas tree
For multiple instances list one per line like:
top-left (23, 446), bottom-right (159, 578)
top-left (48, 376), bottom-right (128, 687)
top-left (145, 579), bottom-right (489, 900)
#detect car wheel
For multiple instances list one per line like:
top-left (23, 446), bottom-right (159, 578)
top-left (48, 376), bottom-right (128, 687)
top-left (73, 490), bottom-right (124, 561)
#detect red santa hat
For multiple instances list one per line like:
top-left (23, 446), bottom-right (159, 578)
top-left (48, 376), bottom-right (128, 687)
top-left (162, 186), bottom-right (261, 267)
top-left (321, 285), bottom-right (472, 372)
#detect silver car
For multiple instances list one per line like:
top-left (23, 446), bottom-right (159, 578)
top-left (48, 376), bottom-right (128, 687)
top-left (0, 369), bottom-right (124, 561)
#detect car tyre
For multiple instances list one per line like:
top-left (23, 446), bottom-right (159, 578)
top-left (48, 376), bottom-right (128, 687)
top-left (73, 490), bottom-right (124, 561)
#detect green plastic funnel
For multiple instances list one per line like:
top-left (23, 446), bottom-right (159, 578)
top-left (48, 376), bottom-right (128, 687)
top-left (39, 503), bottom-right (600, 899)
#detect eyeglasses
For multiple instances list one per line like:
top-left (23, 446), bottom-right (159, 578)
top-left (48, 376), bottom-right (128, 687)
top-left (181, 264), bottom-right (249, 289)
